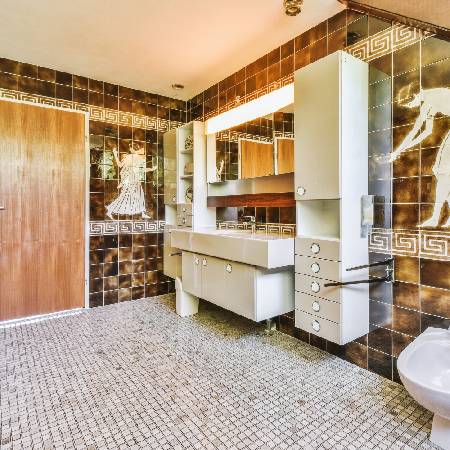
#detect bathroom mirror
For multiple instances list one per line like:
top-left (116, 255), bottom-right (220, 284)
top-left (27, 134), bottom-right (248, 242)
top-left (207, 104), bottom-right (294, 183)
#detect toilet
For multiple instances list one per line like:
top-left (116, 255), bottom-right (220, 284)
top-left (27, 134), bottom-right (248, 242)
top-left (397, 327), bottom-right (450, 449)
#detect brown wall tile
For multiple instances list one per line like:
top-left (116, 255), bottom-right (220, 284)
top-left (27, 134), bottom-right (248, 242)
top-left (421, 285), bottom-right (450, 318)
top-left (421, 259), bottom-right (450, 290)
top-left (393, 282), bottom-right (420, 310)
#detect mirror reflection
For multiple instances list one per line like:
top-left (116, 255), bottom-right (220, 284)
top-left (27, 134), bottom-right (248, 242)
top-left (211, 104), bottom-right (294, 182)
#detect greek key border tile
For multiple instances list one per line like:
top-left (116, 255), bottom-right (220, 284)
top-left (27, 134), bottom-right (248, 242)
top-left (369, 228), bottom-right (450, 260)
top-left (0, 88), bottom-right (184, 132)
top-left (89, 220), bottom-right (165, 235)
top-left (217, 130), bottom-right (274, 144)
top-left (346, 23), bottom-right (432, 62)
top-left (217, 221), bottom-right (296, 236)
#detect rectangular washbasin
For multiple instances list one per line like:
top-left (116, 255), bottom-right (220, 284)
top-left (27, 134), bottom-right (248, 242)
top-left (171, 228), bottom-right (294, 269)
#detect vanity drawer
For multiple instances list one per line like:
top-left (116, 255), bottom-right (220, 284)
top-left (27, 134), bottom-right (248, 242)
top-left (177, 203), bottom-right (192, 215)
top-left (295, 255), bottom-right (340, 281)
top-left (295, 292), bottom-right (340, 322)
top-left (295, 273), bottom-right (341, 302)
top-left (177, 214), bottom-right (193, 227)
top-left (295, 237), bottom-right (340, 261)
top-left (295, 310), bottom-right (340, 343)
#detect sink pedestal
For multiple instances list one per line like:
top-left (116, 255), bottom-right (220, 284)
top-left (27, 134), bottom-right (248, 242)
top-left (175, 277), bottom-right (199, 317)
top-left (431, 415), bottom-right (450, 450)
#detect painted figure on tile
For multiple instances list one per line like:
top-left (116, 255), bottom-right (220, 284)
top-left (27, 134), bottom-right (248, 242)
top-left (389, 88), bottom-right (450, 227)
top-left (106, 143), bottom-right (156, 220)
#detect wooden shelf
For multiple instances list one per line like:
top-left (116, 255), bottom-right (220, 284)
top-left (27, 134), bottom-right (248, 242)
top-left (207, 192), bottom-right (295, 208)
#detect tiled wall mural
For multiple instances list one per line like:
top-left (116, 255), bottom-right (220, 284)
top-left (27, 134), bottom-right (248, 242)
top-left (0, 58), bottom-right (186, 306)
top-left (188, 9), bottom-right (450, 382)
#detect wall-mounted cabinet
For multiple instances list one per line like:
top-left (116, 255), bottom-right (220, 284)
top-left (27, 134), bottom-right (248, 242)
top-left (182, 251), bottom-right (294, 322)
top-left (163, 121), bottom-right (216, 279)
top-left (294, 51), bottom-right (369, 345)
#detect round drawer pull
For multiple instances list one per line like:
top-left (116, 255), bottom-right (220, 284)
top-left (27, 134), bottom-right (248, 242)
top-left (311, 262), bottom-right (320, 273)
top-left (312, 301), bottom-right (320, 312)
top-left (226, 263), bottom-right (232, 273)
top-left (194, 257), bottom-right (199, 265)
top-left (312, 320), bottom-right (320, 332)
top-left (311, 281), bottom-right (320, 293)
top-left (310, 243), bottom-right (320, 254)
top-left (202, 258), bottom-right (207, 266)
top-left (297, 186), bottom-right (306, 196)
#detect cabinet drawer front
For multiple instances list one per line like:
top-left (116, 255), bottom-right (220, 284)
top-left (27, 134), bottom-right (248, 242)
top-left (295, 255), bottom-right (340, 281)
top-left (176, 214), bottom-right (193, 227)
top-left (295, 292), bottom-right (340, 322)
top-left (295, 310), bottom-right (340, 343)
top-left (295, 237), bottom-right (340, 261)
top-left (295, 273), bottom-right (341, 302)
top-left (203, 258), bottom-right (255, 321)
top-left (177, 203), bottom-right (192, 215)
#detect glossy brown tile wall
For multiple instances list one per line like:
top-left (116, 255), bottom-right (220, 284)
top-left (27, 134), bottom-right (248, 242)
top-left (0, 57), bottom-right (186, 307)
top-left (188, 9), bottom-right (450, 382)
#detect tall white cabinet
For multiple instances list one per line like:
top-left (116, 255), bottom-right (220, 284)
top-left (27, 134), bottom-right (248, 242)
top-left (163, 121), bottom-right (216, 279)
top-left (294, 51), bottom-right (369, 345)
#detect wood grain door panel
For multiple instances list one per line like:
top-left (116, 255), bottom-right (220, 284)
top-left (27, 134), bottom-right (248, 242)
top-left (277, 138), bottom-right (294, 174)
top-left (240, 140), bottom-right (274, 179)
top-left (0, 101), bottom-right (86, 321)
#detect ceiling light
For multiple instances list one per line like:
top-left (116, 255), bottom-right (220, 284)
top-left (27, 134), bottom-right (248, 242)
top-left (284, 0), bottom-right (303, 16)
top-left (171, 83), bottom-right (184, 90)
top-left (205, 84), bottom-right (294, 135)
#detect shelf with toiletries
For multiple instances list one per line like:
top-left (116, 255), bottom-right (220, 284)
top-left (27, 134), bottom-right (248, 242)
top-left (163, 121), bottom-right (216, 279)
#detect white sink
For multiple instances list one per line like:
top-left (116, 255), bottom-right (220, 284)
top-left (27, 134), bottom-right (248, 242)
top-left (170, 227), bottom-right (294, 269)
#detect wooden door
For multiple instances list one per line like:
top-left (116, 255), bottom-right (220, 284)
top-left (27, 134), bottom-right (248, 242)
top-left (277, 138), bottom-right (294, 174)
top-left (0, 101), bottom-right (86, 321)
top-left (240, 140), bottom-right (274, 179)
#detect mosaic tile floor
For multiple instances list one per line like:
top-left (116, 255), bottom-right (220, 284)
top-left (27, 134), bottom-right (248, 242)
top-left (0, 295), bottom-right (440, 450)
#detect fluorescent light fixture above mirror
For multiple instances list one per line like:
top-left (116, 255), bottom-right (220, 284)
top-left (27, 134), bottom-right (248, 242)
top-left (205, 84), bottom-right (294, 135)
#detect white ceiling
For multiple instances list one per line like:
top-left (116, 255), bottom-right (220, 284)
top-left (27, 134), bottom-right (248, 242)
top-left (0, 0), bottom-right (344, 100)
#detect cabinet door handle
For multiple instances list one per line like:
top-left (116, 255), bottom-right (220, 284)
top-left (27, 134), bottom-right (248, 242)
top-left (194, 257), bottom-right (199, 265)
top-left (202, 258), bottom-right (207, 267)
top-left (311, 281), bottom-right (320, 293)
top-left (226, 263), bottom-right (232, 273)
top-left (297, 186), bottom-right (306, 196)
top-left (310, 243), bottom-right (320, 254)
top-left (0, 206), bottom-right (5, 210)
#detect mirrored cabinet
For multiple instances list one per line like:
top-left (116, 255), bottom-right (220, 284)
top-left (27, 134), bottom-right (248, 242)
top-left (206, 107), bottom-right (294, 184)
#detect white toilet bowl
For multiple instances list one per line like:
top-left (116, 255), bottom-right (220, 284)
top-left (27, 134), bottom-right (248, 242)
top-left (397, 327), bottom-right (450, 449)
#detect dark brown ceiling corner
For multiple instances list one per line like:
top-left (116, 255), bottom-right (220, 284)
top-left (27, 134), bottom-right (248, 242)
top-left (338, 0), bottom-right (450, 39)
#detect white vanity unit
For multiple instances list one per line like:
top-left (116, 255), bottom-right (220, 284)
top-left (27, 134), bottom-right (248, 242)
top-left (163, 121), bottom-right (216, 279)
top-left (294, 51), bottom-right (369, 345)
top-left (171, 228), bottom-right (294, 322)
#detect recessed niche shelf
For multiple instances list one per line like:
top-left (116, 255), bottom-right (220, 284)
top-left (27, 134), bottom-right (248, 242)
top-left (296, 199), bottom-right (340, 240)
